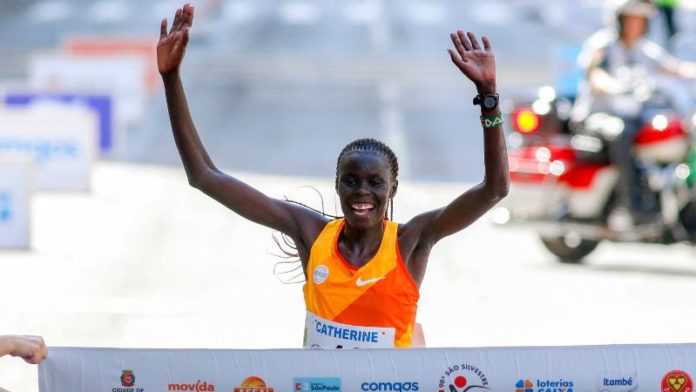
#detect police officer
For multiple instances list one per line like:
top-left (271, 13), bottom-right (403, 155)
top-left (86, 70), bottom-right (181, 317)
top-left (572, 0), bottom-right (696, 227)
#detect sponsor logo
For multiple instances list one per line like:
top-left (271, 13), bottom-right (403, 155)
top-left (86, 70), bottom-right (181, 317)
top-left (517, 378), bottom-right (574, 392)
top-left (313, 265), bottom-right (329, 284)
top-left (0, 139), bottom-right (79, 164)
top-left (662, 370), bottom-right (693, 392)
top-left (360, 381), bottom-right (419, 391)
top-left (121, 370), bottom-right (135, 387)
top-left (438, 364), bottom-right (488, 392)
top-left (0, 192), bottom-right (11, 222)
top-left (599, 373), bottom-right (637, 392)
top-left (112, 369), bottom-right (144, 392)
top-left (293, 377), bottom-right (341, 391)
top-left (516, 379), bottom-right (534, 392)
top-left (355, 276), bottom-right (385, 287)
top-left (168, 380), bottom-right (215, 391)
top-left (234, 376), bottom-right (274, 392)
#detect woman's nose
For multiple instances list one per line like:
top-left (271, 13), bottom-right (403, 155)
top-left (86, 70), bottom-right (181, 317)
top-left (355, 182), bottom-right (370, 194)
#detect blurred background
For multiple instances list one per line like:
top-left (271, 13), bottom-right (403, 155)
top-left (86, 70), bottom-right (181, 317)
top-left (1, 0), bottom-right (696, 390)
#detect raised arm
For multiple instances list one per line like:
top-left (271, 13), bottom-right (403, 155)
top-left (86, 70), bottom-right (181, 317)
top-left (401, 31), bottom-right (509, 253)
top-left (158, 4), bottom-right (326, 255)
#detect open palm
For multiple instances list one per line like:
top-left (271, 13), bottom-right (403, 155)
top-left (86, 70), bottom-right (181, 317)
top-left (448, 31), bottom-right (496, 91)
top-left (158, 4), bottom-right (194, 76)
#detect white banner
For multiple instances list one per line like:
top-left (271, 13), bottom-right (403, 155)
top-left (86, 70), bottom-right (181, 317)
top-left (0, 159), bottom-right (32, 248)
top-left (39, 344), bottom-right (696, 392)
top-left (29, 54), bottom-right (147, 126)
top-left (0, 106), bottom-right (96, 191)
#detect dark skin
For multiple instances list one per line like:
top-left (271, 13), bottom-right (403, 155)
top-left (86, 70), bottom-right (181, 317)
top-left (158, 4), bottom-right (509, 288)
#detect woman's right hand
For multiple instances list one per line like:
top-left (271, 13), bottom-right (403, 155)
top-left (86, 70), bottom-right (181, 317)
top-left (158, 3), bottom-right (194, 76)
top-left (5, 335), bottom-right (48, 364)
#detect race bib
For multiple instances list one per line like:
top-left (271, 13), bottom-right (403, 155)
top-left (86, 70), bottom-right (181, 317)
top-left (304, 312), bottom-right (395, 349)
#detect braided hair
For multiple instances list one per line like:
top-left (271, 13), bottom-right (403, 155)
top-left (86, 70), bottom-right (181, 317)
top-left (335, 138), bottom-right (399, 220)
top-left (274, 138), bottom-right (399, 284)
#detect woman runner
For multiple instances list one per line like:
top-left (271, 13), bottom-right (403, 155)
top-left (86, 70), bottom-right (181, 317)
top-left (158, 3), bottom-right (509, 348)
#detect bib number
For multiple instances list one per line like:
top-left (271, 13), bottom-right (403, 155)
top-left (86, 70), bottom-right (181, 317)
top-left (304, 312), bottom-right (395, 349)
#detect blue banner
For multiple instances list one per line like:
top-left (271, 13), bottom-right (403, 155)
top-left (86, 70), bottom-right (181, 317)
top-left (4, 92), bottom-right (114, 154)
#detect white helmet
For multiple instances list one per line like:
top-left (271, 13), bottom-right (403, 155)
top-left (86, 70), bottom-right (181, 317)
top-left (614, 0), bottom-right (657, 18)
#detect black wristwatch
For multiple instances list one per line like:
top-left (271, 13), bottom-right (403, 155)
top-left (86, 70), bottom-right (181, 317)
top-left (473, 93), bottom-right (499, 111)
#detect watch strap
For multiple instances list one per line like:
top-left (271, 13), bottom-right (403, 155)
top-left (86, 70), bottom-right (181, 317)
top-left (480, 113), bottom-right (504, 130)
top-left (473, 93), bottom-right (499, 109)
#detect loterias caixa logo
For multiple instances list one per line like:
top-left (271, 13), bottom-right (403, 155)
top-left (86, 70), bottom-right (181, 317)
top-left (662, 370), bottom-right (693, 392)
top-left (438, 363), bottom-right (489, 392)
top-left (515, 378), bottom-right (574, 392)
top-left (113, 369), bottom-right (144, 392)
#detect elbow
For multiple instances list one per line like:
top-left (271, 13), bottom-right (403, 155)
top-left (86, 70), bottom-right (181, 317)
top-left (187, 176), bottom-right (202, 189)
top-left (486, 177), bottom-right (510, 204)
top-left (186, 168), bottom-right (216, 191)
top-left (491, 185), bottom-right (509, 204)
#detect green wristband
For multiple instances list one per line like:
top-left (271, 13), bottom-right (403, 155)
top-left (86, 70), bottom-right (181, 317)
top-left (480, 113), bottom-right (503, 130)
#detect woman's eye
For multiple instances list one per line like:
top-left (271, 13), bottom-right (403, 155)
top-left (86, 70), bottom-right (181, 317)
top-left (342, 177), bottom-right (356, 186)
top-left (370, 180), bottom-right (384, 187)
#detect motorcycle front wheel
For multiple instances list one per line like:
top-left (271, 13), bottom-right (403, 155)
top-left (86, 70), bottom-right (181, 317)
top-left (539, 235), bottom-right (601, 264)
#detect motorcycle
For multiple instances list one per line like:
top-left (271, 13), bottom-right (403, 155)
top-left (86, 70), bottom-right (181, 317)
top-left (493, 75), bottom-right (696, 263)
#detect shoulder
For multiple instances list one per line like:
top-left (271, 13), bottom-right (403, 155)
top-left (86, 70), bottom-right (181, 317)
top-left (282, 201), bottom-right (332, 248)
top-left (640, 39), bottom-right (669, 60)
top-left (584, 28), bottom-right (617, 51)
top-left (579, 29), bottom-right (617, 69)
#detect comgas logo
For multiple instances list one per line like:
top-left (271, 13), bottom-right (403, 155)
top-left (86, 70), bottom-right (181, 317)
top-left (360, 381), bottom-right (418, 391)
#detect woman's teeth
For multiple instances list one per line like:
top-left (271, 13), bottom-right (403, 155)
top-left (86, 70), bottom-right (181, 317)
top-left (352, 203), bottom-right (374, 215)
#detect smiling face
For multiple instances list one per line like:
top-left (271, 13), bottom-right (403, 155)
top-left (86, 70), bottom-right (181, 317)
top-left (336, 151), bottom-right (397, 229)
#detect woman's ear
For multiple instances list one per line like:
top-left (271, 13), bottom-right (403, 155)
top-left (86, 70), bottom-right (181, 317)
top-left (391, 180), bottom-right (398, 198)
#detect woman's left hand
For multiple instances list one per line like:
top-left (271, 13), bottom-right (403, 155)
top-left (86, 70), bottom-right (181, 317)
top-left (448, 31), bottom-right (497, 93)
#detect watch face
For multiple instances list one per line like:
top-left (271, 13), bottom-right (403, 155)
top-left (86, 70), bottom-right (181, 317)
top-left (483, 95), bottom-right (498, 109)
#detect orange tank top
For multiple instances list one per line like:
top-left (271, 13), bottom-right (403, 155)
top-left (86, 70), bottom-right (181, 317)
top-left (303, 218), bottom-right (419, 348)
